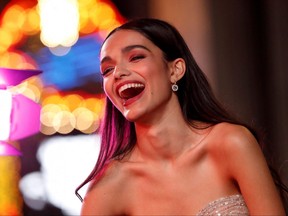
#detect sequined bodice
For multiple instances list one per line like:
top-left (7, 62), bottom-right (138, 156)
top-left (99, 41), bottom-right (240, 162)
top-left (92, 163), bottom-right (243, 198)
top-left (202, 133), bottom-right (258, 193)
top-left (197, 194), bottom-right (249, 215)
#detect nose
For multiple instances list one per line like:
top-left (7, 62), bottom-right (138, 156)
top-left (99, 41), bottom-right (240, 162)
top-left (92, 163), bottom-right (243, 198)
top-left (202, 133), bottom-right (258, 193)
top-left (113, 65), bottom-right (130, 79)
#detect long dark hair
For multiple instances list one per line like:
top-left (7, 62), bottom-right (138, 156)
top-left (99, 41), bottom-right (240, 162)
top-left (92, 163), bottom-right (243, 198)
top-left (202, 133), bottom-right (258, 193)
top-left (75, 18), bottom-right (287, 204)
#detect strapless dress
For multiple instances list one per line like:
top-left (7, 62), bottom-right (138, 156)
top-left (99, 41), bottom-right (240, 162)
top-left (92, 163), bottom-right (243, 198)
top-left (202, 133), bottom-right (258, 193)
top-left (196, 194), bottom-right (249, 215)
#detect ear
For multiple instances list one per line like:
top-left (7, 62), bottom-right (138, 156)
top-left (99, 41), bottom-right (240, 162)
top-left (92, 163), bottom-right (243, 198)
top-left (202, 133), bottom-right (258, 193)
top-left (169, 58), bottom-right (186, 83)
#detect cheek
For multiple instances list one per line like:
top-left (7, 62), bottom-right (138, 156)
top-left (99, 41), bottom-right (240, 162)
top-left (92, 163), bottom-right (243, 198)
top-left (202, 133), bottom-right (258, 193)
top-left (151, 80), bottom-right (171, 99)
top-left (103, 79), bottom-right (115, 105)
top-left (103, 79), bottom-right (122, 108)
top-left (150, 67), bottom-right (171, 90)
top-left (102, 77), bottom-right (113, 94)
top-left (102, 79), bottom-right (108, 94)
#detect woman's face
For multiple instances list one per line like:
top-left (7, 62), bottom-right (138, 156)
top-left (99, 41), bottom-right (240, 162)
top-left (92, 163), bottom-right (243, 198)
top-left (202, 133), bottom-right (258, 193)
top-left (100, 30), bottom-right (176, 123)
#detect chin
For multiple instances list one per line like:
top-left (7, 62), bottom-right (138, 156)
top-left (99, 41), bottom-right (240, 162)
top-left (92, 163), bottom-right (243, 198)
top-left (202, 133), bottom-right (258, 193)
top-left (123, 109), bottom-right (144, 123)
top-left (123, 113), bottom-right (140, 123)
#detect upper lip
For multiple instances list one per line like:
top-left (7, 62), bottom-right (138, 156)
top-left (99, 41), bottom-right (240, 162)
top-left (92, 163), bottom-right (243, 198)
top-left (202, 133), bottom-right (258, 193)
top-left (115, 80), bottom-right (145, 98)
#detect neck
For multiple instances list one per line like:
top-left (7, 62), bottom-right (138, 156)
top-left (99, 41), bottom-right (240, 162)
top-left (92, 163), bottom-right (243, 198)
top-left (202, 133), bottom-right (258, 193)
top-left (133, 116), bottom-right (200, 162)
top-left (130, 96), bottom-right (208, 162)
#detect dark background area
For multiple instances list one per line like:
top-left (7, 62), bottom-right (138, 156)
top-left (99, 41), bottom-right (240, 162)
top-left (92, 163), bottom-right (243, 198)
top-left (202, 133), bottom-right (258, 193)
top-left (209, 1), bottom-right (288, 167)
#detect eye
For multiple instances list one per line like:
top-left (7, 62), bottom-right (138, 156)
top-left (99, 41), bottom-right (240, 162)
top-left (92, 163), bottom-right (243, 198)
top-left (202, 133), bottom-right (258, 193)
top-left (101, 67), bottom-right (114, 76)
top-left (130, 55), bottom-right (145, 62)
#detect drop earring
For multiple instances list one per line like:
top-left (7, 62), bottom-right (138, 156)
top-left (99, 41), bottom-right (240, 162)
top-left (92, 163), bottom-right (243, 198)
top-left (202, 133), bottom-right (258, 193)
top-left (172, 82), bottom-right (178, 92)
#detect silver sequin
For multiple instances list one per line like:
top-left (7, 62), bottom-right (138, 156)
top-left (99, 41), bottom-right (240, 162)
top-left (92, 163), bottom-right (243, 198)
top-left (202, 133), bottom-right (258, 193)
top-left (197, 194), bottom-right (249, 215)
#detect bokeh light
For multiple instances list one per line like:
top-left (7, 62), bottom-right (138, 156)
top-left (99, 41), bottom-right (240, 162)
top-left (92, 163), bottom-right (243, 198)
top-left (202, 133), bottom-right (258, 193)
top-left (0, 0), bottom-right (124, 140)
top-left (40, 92), bottom-right (105, 135)
top-left (0, 156), bottom-right (22, 215)
top-left (0, 0), bottom-right (124, 214)
top-left (38, 0), bottom-right (79, 47)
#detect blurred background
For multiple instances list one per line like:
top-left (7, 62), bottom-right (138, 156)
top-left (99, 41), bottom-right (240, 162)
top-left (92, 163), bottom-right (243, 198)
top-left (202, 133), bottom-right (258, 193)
top-left (0, 0), bottom-right (287, 215)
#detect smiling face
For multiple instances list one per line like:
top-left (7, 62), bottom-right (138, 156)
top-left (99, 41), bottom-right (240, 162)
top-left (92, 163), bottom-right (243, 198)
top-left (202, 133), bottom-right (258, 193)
top-left (100, 30), bottom-right (181, 123)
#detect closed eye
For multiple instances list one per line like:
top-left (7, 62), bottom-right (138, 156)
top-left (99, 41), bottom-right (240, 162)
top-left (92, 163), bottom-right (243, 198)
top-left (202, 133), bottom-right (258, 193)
top-left (130, 55), bottom-right (145, 62)
top-left (101, 67), bottom-right (114, 76)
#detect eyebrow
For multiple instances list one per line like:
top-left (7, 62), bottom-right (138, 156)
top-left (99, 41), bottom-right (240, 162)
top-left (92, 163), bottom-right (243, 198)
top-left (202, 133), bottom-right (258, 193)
top-left (100, 44), bottom-right (151, 65)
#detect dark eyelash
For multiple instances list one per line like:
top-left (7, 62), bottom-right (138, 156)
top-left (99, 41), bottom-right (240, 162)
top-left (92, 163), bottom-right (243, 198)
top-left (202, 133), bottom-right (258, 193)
top-left (101, 67), bottom-right (114, 76)
top-left (101, 55), bottom-right (144, 76)
top-left (130, 55), bottom-right (145, 61)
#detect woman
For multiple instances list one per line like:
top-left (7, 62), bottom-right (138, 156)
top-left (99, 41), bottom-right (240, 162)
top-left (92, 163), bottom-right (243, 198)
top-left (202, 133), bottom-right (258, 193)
top-left (76, 18), bottom-right (286, 215)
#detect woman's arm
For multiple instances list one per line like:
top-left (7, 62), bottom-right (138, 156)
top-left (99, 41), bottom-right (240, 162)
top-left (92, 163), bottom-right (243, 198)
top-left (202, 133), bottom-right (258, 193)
top-left (220, 124), bottom-right (285, 215)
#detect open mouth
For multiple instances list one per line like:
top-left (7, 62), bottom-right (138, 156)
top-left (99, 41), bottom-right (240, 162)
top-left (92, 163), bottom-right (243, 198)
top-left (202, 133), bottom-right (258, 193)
top-left (118, 83), bottom-right (145, 100)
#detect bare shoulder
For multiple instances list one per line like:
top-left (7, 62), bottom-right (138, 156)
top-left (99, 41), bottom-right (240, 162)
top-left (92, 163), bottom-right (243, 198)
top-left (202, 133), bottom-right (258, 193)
top-left (207, 122), bottom-right (263, 176)
top-left (209, 124), bottom-right (285, 214)
top-left (212, 122), bottom-right (255, 140)
top-left (209, 122), bottom-right (259, 154)
top-left (81, 160), bottom-right (127, 215)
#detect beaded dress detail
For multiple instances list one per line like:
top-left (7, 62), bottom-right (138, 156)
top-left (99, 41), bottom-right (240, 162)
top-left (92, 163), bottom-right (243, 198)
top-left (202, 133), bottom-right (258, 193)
top-left (197, 194), bottom-right (249, 215)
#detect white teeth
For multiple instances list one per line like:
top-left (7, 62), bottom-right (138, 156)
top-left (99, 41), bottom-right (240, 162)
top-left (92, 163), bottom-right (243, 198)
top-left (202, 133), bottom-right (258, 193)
top-left (118, 83), bottom-right (144, 94)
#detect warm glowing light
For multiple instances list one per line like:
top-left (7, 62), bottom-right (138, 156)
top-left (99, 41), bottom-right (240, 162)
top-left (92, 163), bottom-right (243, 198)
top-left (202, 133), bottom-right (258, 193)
top-left (40, 103), bottom-right (76, 135)
top-left (42, 94), bottom-right (63, 106)
top-left (39, 0), bottom-right (79, 47)
top-left (0, 156), bottom-right (22, 215)
top-left (0, 52), bottom-right (38, 70)
top-left (53, 110), bottom-right (76, 134)
top-left (0, 29), bottom-right (13, 53)
top-left (63, 94), bottom-right (83, 111)
top-left (40, 126), bottom-right (57, 136)
top-left (78, 0), bottom-right (95, 33)
top-left (73, 107), bottom-right (94, 131)
top-left (1, 5), bottom-right (25, 45)
top-left (7, 81), bottom-right (28, 95)
top-left (22, 7), bottom-right (40, 35)
top-left (40, 104), bottom-right (63, 127)
top-left (0, 90), bottom-right (12, 141)
top-left (0, 1), bottom-right (125, 215)
top-left (7, 52), bottom-right (23, 67)
top-left (40, 92), bottom-right (105, 135)
top-left (90, 2), bottom-right (116, 29)
top-left (2, 5), bottom-right (25, 30)
top-left (8, 76), bottom-right (43, 104)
